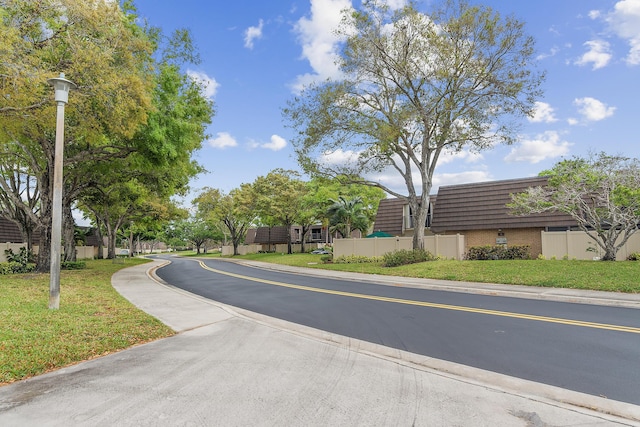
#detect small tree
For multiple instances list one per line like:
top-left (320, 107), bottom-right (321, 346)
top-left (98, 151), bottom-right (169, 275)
top-left (195, 186), bottom-right (256, 256)
top-left (253, 169), bottom-right (308, 254)
top-left (327, 196), bottom-right (370, 238)
top-left (509, 153), bottom-right (640, 261)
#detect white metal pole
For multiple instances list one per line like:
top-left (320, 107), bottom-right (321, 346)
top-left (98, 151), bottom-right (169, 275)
top-left (49, 100), bottom-right (65, 310)
top-left (47, 73), bottom-right (75, 310)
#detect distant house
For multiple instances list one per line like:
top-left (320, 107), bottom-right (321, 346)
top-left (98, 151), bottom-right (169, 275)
top-left (0, 215), bottom-right (101, 247)
top-left (247, 225), bottom-right (332, 249)
top-left (246, 224), bottom-right (366, 251)
top-left (372, 177), bottom-right (578, 257)
top-left (0, 216), bottom-right (26, 243)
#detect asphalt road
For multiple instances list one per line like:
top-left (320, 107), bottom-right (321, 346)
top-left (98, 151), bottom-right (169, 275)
top-left (154, 255), bottom-right (640, 405)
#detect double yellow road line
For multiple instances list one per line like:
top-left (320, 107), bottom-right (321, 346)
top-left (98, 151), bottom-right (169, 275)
top-left (198, 261), bottom-right (640, 334)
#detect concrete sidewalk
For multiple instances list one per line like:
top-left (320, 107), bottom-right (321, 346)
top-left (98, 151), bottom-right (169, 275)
top-left (0, 259), bottom-right (638, 426)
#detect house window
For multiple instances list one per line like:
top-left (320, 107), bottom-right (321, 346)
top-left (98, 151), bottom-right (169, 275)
top-left (404, 203), bottom-right (433, 230)
top-left (311, 227), bottom-right (322, 241)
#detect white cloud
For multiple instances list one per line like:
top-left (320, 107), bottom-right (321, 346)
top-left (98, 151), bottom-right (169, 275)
top-left (574, 97), bottom-right (616, 121)
top-left (504, 131), bottom-right (572, 164)
top-left (208, 132), bottom-right (238, 149)
top-left (291, 0), bottom-right (352, 92)
top-left (439, 150), bottom-right (484, 165)
top-left (384, 0), bottom-right (408, 10)
top-left (575, 40), bottom-right (612, 69)
top-left (588, 10), bottom-right (601, 19)
top-left (244, 19), bottom-right (264, 49)
top-left (536, 46), bottom-right (559, 61)
top-left (261, 135), bottom-right (288, 151)
top-left (528, 101), bottom-right (558, 123)
top-left (432, 171), bottom-right (493, 189)
top-left (319, 148), bottom-right (360, 165)
top-left (605, 0), bottom-right (640, 65)
top-left (187, 70), bottom-right (219, 99)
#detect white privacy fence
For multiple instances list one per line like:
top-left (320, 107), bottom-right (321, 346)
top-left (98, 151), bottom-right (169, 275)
top-left (333, 235), bottom-right (466, 260)
top-left (541, 231), bottom-right (640, 261)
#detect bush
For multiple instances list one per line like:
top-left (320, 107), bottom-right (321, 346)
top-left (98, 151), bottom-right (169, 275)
top-left (333, 255), bottom-right (379, 264)
top-left (627, 252), bottom-right (640, 261)
top-left (61, 261), bottom-right (87, 270)
top-left (3, 247), bottom-right (36, 273)
top-left (465, 245), bottom-right (531, 260)
top-left (320, 254), bottom-right (333, 264)
top-left (382, 249), bottom-right (435, 267)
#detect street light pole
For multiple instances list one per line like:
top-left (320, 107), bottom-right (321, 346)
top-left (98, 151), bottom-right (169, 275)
top-left (47, 73), bottom-right (76, 310)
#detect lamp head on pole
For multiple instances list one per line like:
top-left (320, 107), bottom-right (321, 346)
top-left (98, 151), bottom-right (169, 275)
top-left (47, 73), bottom-right (77, 104)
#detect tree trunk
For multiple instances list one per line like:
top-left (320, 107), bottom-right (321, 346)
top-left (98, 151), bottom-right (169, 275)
top-left (63, 203), bottom-right (76, 262)
top-left (37, 216), bottom-right (52, 273)
top-left (602, 239), bottom-right (617, 261)
top-left (411, 195), bottom-right (430, 251)
top-left (92, 213), bottom-right (104, 259)
top-left (286, 223), bottom-right (293, 254)
top-left (107, 224), bottom-right (117, 259)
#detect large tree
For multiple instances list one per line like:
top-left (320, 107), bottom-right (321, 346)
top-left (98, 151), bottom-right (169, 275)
top-left (509, 153), bottom-right (640, 261)
top-left (0, 0), bottom-right (156, 271)
top-left (1, 0), bottom-right (213, 267)
top-left (284, 0), bottom-right (544, 249)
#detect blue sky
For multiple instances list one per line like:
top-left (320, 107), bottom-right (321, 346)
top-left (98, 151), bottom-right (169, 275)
top-left (131, 0), bottom-right (640, 202)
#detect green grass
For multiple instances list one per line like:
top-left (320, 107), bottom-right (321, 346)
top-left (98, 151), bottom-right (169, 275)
top-left (236, 252), bottom-right (640, 293)
top-left (0, 258), bottom-right (174, 385)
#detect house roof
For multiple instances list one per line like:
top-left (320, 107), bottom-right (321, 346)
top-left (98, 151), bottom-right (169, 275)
top-left (372, 196), bottom-right (436, 236)
top-left (430, 176), bottom-right (576, 233)
top-left (0, 216), bottom-right (25, 243)
top-left (253, 226), bottom-right (290, 244)
top-left (372, 198), bottom-right (405, 236)
top-left (0, 215), bottom-right (101, 246)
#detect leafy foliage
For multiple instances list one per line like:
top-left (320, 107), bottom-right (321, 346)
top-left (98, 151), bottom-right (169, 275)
top-left (509, 152), bottom-right (640, 261)
top-left (627, 252), bottom-right (640, 261)
top-left (61, 261), bottom-right (86, 270)
top-left (2, 247), bottom-right (36, 273)
top-left (326, 196), bottom-right (370, 238)
top-left (334, 255), bottom-right (381, 264)
top-left (382, 249), bottom-right (436, 267)
top-left (284, 0), bottom-right (543, 250)
top-left (464, 245), bottom-right (531, 261)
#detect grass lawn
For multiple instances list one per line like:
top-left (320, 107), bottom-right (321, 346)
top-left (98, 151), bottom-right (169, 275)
top-left (0, 258), bottom-right (174, 385)
top-left (234, 252), bottom-right (640, 293)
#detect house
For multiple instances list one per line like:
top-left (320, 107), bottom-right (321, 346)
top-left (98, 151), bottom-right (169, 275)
top-left (373, 177), bottom-right (578, 257)
top-left (246, 223), bottom-right (367, 251)
top-left (0, 216), bottom-right (26, 243)
top-left (0, 214), bottom-right (102, 251)
top-left (247, 225), bottom-right (332, 250)
top-left (372, 196), bottom-right (436, 237)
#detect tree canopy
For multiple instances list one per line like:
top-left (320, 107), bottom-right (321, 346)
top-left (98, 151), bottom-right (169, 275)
top-left (509, 152), bottom-right (640, 261)
top-left (0, 0), bottom-right (214, 267)
top-left (283, 0), bottom-right (544, 249)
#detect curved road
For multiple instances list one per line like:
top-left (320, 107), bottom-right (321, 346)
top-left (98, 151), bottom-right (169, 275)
top-left (154, 255), bottom-right (640, 405)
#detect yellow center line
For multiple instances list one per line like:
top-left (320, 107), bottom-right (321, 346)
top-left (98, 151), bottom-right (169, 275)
top-left (198, 261), bottom-right (640, 334)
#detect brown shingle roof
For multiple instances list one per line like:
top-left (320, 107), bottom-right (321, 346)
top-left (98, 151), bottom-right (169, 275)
top-left (430, 176), bottom-right (576, 233)
top-left (372, 198), bottom-right (405, 236)
top-left (253, 226), bottom-right (290, 244)
top-left (0, 216), bottom-right (25, 243)
top-left (1, 216), bottom-right (101, 246)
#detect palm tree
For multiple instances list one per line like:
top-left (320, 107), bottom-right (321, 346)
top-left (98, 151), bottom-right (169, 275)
top-left (326, 196), bottom-right (369, 238)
